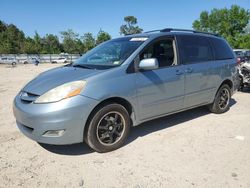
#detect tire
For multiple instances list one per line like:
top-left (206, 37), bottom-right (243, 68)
top-left (208, 84), bottom-right (231, 114)
top-left (85, 103), bottom-right (130, 153)
top-left (12, 62), bottom-right (16, 67)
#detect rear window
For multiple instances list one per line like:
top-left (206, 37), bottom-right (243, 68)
top-left (179, 35), bottom-right (213, 64)
top-left (210, 38), bottom-right (234, 60)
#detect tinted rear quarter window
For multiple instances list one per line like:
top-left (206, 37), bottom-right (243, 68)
top-left (210, 38), bottom-right (234, 60)
top-left (178, 35), bottom-right (213, 64)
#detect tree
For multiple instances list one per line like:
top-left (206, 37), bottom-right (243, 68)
top-left (120, 16), bottom-right (143, 35)
top-left (96, 29), bottom-right (111, 45)
top-left (237, 34), bottom-right (250, 49)
top-left (0, 20), bottom-right (7, 32)
top-left (82, 32), bottom-right (95, 52)
top-left (193, 5), bottom-right (250, 48)
top-left (41, 34), bottom-right (61, 54)
top-left (23, 37), bottom-right (36, 54)
top-left (75, 39), bottom-right (85, 54)
top-left (244, 24), bottom-right (250, 34)
top-left (32, 31), bottom-right (43, 53)
top-left (0, 23), bottom-right (25, 54)
top-left (60, 29), bottom-right (83, 53)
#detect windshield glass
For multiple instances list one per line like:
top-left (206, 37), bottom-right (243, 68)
top-left (73, 37), bottom-right (146, 69)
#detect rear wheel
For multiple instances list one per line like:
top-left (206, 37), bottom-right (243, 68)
top-left (208, 84), bottom-right (231, 114)
top-left (85, 103), bottom-right (130, 153)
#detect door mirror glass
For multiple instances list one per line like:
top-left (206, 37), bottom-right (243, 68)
top-left (139, 58), bottom-right (159, 70)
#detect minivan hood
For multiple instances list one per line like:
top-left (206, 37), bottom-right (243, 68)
top-left (22, 66), bottom-right (103, 95)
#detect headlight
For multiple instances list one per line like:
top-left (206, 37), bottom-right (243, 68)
top-left (34, 80), bottom-right (86, 103)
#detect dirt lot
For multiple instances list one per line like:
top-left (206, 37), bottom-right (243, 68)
top-left (0, 64), bottom-right (249, 188)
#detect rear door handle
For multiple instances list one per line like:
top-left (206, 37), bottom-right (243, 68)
top-left (185, 68), bottom-right (193, 73)
top-left (176, 70), bottom-right (183, 75)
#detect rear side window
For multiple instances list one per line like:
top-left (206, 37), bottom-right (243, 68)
top-left (210, 38), bottom-right (234, 60)
top-left (179, 35), bottom-right (213, 64)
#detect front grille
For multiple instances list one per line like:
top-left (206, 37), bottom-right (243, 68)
top-left (20, 91), bottom-right (39, 103)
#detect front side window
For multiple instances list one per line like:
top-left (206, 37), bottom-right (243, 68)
top-left (73, 38), bottom-right (146, 69)
top-left (179, 35), bottom-right (213, 64)
top-left (140, 39), bottom-right (176, 68)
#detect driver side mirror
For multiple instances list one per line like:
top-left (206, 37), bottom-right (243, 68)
top-left (138, 58), bottom-right (159, 70)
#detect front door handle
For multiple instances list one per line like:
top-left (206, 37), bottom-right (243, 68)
top-left (185, 68), bottom-right (193, 73)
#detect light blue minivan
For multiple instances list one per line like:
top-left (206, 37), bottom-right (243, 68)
top-left (13, 28), bottom-right (239, 152)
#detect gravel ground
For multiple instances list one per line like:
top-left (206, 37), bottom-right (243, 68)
top-left (0, 64), bottom-right (249, 188)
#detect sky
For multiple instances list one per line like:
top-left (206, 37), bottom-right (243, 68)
top-left (0, 0), bottom-right (249, 39)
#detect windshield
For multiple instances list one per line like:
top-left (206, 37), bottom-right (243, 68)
top-left (73, 38), bottom-right (146, 69)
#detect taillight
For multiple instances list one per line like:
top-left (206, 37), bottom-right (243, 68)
top-left (237, 58), bottom-right (241, 65)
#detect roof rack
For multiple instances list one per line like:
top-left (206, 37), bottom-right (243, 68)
top-left (145, 28), bottom-right (219, 37)
top-left (144, 29), bottom-right (162, 33)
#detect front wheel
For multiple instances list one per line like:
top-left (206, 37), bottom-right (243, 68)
top-left (85, 103), bottom-right (130, 153)
top-left (208, 84), bottom-right (231, 114)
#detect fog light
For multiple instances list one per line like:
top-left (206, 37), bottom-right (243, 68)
top-left (43, 130), bottom-right (65, 137)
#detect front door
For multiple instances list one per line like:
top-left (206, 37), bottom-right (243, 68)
top-left (135, 38), bottom-right (185, 121)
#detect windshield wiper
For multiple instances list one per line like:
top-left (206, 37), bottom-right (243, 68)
top-left (64, 62), bottom-right (73, 67)
top-left (72, 64), bottom-right (94, 69)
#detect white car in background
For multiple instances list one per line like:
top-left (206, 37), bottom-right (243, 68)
top-left (51, 57), bottom-right (67, 64)
top-left (0, 57), bottom-right (17, 65)
top-left (21, 57), bottom-right (40, 64)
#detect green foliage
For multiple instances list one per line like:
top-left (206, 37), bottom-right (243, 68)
top-left (237, 34), bottom-right (250, 49)
top-left (0, 20), bottom-right (114, 54)
top-left (0, 20), bottom-right (7, 32)
top-left (0, 16), bottom-right (142, 54)
top-left (41, 34), bottom-right (62, 54)
top-left (193, 5), bottom-right (250, 48)
top-left (120, 16), bottom-right (143, 35)
top-left (22, 37), bottom-right (36, 54)
top-left (60, 29), bottom-right (83, 54)
top-left (96, 29), bottom-right (111, 45)
top-left (82, 32), bottom-right (95, 53)
top-left (0, 22), bottom-right (25, 54)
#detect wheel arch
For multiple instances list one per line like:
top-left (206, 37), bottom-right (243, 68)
top-left (83, 97), bottom-right (134, 139)
top-left (219, 79), bottom-right (233, 92)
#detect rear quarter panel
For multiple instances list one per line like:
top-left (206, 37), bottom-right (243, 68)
top-left (209, 58), bottom-right (238, 103)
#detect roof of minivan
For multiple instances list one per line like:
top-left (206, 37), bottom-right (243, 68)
top-left (116, 30), bottom-right (222, 40)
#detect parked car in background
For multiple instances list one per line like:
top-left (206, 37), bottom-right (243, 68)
top-left (238, 60), bottom-right (250, 90)
top-left (13, 28), bottom-right (239, 153)
top-left (21, 57), bottom-right (40, 65)
top-left (51, 57), bottom-right (67, 64)
top-left (0, 57), bottom-right (17, 66)
top-left (234, 49), bottom-right (250, 63)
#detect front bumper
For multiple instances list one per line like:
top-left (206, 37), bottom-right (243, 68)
top-left (13, 94), bottom-right (98, 145)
